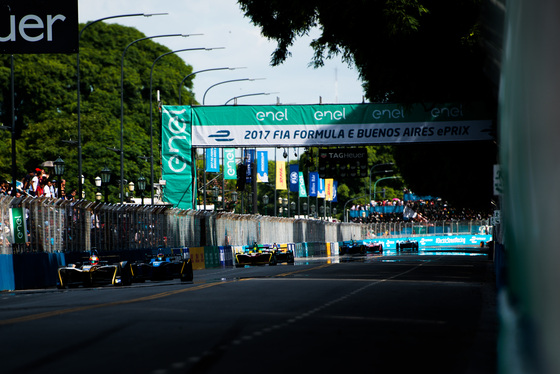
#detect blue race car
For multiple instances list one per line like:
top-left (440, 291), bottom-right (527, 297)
top-left (132, 247), bottom-right (193, 282)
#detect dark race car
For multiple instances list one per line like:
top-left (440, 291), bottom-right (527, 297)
top-left (270, 243), bottom-right (295, 264)
top-left (364, 241), bottom-right (383, 253)
top-left (57, 253), bottom-right (133, 288)
top-left (132, 247), bottom-right (193, 282)
top-left (235, 243), bottom-right (279, 267)
top-left (339, 240), bottom-right (366, 255)
top-left (396, 239), bottom-right (419, 252)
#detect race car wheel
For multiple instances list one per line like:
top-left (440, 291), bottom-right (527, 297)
top-left (287, 253), bottom-right (295, 264)
top-left (181, 262), bottom-right (194, 282)
top-left (269, 255), bottom-right (277, 266)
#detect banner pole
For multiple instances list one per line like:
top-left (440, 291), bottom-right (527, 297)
top-left (10, 55), bottom-right (16, 197)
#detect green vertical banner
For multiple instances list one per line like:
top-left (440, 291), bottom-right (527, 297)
top-left (9, 207), bottom-right (26, 244)
top-left (298, 172), bottom-right (307, 197)
top-left (223, 148), bottom-right (237, 180)
top-left (161, 106), bottom-right (194, 210)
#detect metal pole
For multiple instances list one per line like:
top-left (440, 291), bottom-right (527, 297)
top-left (203, 78), bottom-right (262, 105)
top-left (373, 176), bottom-right (400, 203)
top-left (10, 55), bottom-right (16, 196)
top-left (149, 47), bottom-right (210, 205)
top-left (179, 66), bottom-right (240, 105)
top-left (222, 148), bottom-right (225, 210)
top-left (77, 13), bottom-right (164, 200)
top-left (120, 33), bottom-right (190, 204)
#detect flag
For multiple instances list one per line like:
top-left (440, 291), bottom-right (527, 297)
top-left (223, 148), bottom-right (237, 180)
top-left (276, 161), bottom-right (287, 190)
top-left (205, 148), bottom-right (219, 172)
top-left (403, 205), bottom-right (417, 220)
top-left (318, 178), bottom-right (325, 198)
top-left (298, 172), bottom-right (307, 198)
top-left (309, 172), bottom-right (318, 197)
top-left (289, 164), bottom-right (299, 192)
top-left (257, 151), bottom-right (269, 182)
top-left (325, 179), bottom-right (333, 201)
top-left (332, 181), bottom-right (338, 202)
top-left (245, 149), bottom-right (255, 183)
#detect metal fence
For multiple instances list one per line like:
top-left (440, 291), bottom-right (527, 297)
top-left (0, 195), bottom-right (490, 255)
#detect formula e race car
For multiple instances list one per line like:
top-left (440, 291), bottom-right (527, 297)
top-left (364, 241), bottom-right (383, 253)
top-left (57, 253), bottom-right (133, 288)
top-left (270, 243), bottom-right (295, 264)
top-left (339, 240), bottom-right (366, 255)
top-left (235, 243), bottom-right (279, 267)
top-left (131, 247), bottom-right (193, 282)
top-left (396, 239), bottom-right (419, 252)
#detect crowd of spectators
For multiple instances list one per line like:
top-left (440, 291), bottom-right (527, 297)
top-left (349, 192), bottom-right (492, 223)
top-left (0, 167), bottom-right (77, 201)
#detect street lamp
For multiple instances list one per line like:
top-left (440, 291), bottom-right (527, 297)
top-left (290, 201), bottom-right (296, 217)
top-left (369, 163), bottom-right (394, 203)
top-left (373, 176), bottom-right (401, 203)
top-left (137, 176), bottom-right (146, 206)
top-left (282, 198), bottom-right (288, 217)
top-left (101, 167), bottom-right (111, 203)
top-left (203, 78), bottom-right (265, 105)
top-left (120, 33), bottom-right (198, 204)
top-left (95, 176), bottom-right (102, 202)
top-left (224, 92), bottom-right (277, 105)
top-left (53, 156), bottom-right (65, 199)
top-left (262, 194), bottom-right (269, 215)
top-left (179, 67), bottom-right (245, 105)
top-left (128, 181), bottom-right (135, 203)
top-left (77, 13), bottom-right (166, 200)
top-left (149, 47), bottom-right (218, 205)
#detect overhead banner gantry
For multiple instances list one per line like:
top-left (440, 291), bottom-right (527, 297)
top-left (161, 102), bottom-right (494, 209)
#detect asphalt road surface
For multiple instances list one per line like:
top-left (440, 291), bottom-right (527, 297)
top-left (0, 250), bottom-right (497, 374)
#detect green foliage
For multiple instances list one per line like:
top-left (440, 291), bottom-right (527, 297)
top-left (0, 22), bottom-right (196, 202)
top-left (238, 0), bottom-right (498, 212)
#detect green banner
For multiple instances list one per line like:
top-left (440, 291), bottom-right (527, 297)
top-left (9, 207), bottom-right (26, 244)
top-left (161, 106), bottom-right (195, 210)
top-left (187, 102), bottom-right (494, 147)
top-left (223, 148), bottom-right (237, 180)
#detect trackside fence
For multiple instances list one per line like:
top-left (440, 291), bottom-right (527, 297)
top-left (0, 196), bottom-right (490, 290)
top-left (0, 195), bottom-right (490, 255)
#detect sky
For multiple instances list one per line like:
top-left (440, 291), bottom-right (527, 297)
top-left (78, 0), bottom-right (365, 107)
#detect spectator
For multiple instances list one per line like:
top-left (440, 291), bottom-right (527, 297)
top-left (31, 168), bottom-right (43, 196)
top-left (43, 179), bottom-right (52, 198)
top-left (66, 189), bottom-right (77, 201)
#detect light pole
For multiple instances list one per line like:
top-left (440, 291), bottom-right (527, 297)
top-left (369, 162), bottom-right (394, 204)
top-left (120, 33), bottom-right (196, 204)
top-left (343, 195), bottom-right (368, 222)
top-left (149, 47), bottom-right (216, 206)
top-left (373, 176), bottom-right (401, 204)
top-left (101, 167), bottom-right (111, 203)
top-left (95, 176), bottom-right (102, 201)
top-left (137, 176), bottom-right (146, 206)
top-left (53, 156), bottom-right (65, 199)
top-left (224, 92), bottom-right (276, 105)
top-left (262, 194), bottom-right (269, 216)
top-left (77, 13), bottom-right (166, 200)
top-left (202, 78), bottom-right (264, 105)
top-left (128, 181), bottom-right (135, 203)
top-left (179, 67), bottom-right (245, 105)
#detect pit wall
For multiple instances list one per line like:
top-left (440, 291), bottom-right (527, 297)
top-left (1, 233), bottom-right (492, 291)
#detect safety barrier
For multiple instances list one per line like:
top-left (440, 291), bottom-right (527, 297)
top-left (0, 195), bottom-right (490, 290)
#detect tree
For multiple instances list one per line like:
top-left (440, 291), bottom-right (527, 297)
top-left (0, 23), bottom-right (196, 202)
top-left (238, 0), bottom-right (497, 212)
